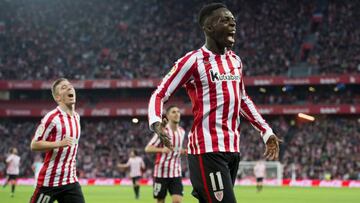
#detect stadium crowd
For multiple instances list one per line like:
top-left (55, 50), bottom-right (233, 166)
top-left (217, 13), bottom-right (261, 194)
top-left (0, 117), bottom-right (359, 180)
top-left (0, 0), bottom-right (359, 80)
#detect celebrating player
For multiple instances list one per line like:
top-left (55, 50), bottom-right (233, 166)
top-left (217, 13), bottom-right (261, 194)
top-left (29, 78), bottom-right (85, 203)
top-left (118, 150), bottom-right (145, 200)
top-left (3, 147), bottom-right (20, 197)
top-left (148, 3), bottom-right (281, 202)
top-left (145, 105), bottom-right (186, 203)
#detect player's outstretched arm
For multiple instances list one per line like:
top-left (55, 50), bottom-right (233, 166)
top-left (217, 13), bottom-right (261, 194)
top-left (117, 163), bottom-right (130, 169)
top-left (145, 145), bottom-right (171, 153)
top-left (30, 136), bottom-right (73, 152)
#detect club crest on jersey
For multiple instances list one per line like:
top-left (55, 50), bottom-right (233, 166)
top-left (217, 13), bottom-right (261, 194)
top-left (214, 191), bottom-right (224, 201)
top-left (209, 69), bottom-right (240, 82)
top-left (167, 64), bottom-right (178, 77)
top-left (35, 124), bottom-right (45, 137)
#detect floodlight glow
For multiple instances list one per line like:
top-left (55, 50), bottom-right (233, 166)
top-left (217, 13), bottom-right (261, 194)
top-left (298, 113), bottom-right (315, 121)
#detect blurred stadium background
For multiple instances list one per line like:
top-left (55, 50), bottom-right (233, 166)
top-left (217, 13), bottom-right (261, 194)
top-left (0, 0), bottom-right (359, 202)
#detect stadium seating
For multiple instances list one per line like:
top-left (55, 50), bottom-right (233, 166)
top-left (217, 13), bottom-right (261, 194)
top-left (0, 0), bottom-right (359, 80)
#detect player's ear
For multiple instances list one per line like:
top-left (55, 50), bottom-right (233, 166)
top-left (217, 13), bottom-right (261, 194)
top-left (203, 23), bottom-right (213, 33)
top-left (54, 94), bottom-right (61, 103)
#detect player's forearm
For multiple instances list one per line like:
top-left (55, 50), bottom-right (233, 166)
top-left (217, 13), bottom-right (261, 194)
top-left (30, 140), bottom-right (62, 152)
top-left (145, 145), bottom-right (164, 153)
top-left (117, 163), bottom-right (129, 169)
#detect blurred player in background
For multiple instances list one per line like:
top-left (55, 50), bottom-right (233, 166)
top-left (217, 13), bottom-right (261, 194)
top-left (31, 155), bottom-right (43, 188)
top-left (145, 105), bottom-right (186, 203)
top-left (2, 147), bottom-right (20, 197)
top-left (29, 78), bottom-right (85, 203)
top-left (118, 149), bottom-right (145, 200)
top-left (148, 3), bottom-right (281, 202)
top-left (254, 160), bottom-right (266, 193)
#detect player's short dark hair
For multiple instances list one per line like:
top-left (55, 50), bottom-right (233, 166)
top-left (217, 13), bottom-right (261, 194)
top-left (51, 78), bottom-right (68, 98)
top-left (131, 149), bottom-right (138, 156)
top-left (198, 3), bottom-right (228, 27)
top-left (165, 105), bottom-right (178, 114)
top-left (10, 147), bottom-right (17, 154)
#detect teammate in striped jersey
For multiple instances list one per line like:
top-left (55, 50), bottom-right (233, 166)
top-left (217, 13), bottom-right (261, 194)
top-left (29, 78), bottom-right (85, 203)
top-left (118, 150), bottom-right (146, 200)
top-left (3, 147), bottom-right (20, 197)
top-left (148, 3), bottom-right (281, 203)
top-left (145, 105), bottom-right (186, 203)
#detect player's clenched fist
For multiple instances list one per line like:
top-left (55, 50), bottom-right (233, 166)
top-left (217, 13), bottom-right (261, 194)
top-left (60, 136), bottom-right (73, 147)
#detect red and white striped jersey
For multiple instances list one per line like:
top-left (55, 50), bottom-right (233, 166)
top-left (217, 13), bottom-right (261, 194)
top-left (125, 156), bottom-right (145, 178)
top-left (148, 46), bottom-right (274, 155)
top-left (6, 154), bottom-right (20, 175)
top-left (147, 125), bottom-right (185, 178)
top-left (33, 106), bottom-right (81, 187)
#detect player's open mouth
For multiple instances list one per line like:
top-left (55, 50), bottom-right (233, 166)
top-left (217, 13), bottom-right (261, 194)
top-left (226, 33), bottom-right (235, 43)
top-left (227, 32), bottom-right (235, 43)
top-left (68, 94), bottom-right (74, 98)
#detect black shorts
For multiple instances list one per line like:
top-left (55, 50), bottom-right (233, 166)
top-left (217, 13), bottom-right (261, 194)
top-left (153, 177), bottom-right (183, 199)
top-left (29, 182), bottom-right (85, 203)
top-left (7, 174), bottom-right (18, 181)
top-left (256, 177), bottom-right (264, 182)
top-left (188, 152), bottom-right (240, 203)
top-left (132, 176), bottom-right (141, 185)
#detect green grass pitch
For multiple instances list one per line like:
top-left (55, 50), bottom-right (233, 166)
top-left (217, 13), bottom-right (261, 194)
top-left (1, 185), bottom-right (358, 203)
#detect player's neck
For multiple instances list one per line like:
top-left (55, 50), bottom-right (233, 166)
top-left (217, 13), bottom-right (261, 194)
top-left (169, 122), bottom-right (179, 131)
top-left (58, 103), bottom-right (75, 116)
top-left (205, 37), bottom-right (226, 55)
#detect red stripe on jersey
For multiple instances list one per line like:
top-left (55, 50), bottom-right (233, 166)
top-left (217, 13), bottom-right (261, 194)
top-left (30, 187), bottom-right (40, 203)
top-left (167, 152), bottom-right (173, 177)
top-left (48, 114), bottom-right (66, 187)
top-left (170, 130), bottom-right (176, 177)
top-left (160, 153), bottom-right (168, 178)
top-left (199, 156), bottom-right (212, 203)
top-left (59, 115), bottom-right (73, 186)
top-left (192, 64), bottom-right (205, 154)
top-left (69, 114), bottom-right (80, 183)
top-left (202, 49), bottom-right (218, 152)
top-left (154, 152), bottom-right (161, 177)
top-left (185, 82), bottom-right (197, 154)
top-left (215, 55), bottom-right (231, 151)
top-left (226, 55), bottom-right (240, 151)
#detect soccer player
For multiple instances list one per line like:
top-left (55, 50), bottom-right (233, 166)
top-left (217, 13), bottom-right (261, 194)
top-left (254, 160), bottom-right (266, 192)
top-left (148, 3), bottom-right (281, 202)
top-left (29, 78), bottom-right (85, 203)
top-left (3, 147), bottom-right (20, 197)
top-left (118, 150), bottom-right (145, 200)
top-left (145, 105), bottom-right (186, 203)
top-left (31, 155), bottom-right (43, 188)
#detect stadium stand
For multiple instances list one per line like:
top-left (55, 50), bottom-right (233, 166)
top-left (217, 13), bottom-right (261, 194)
top-left (0, 0), bottom-right (359, 79)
